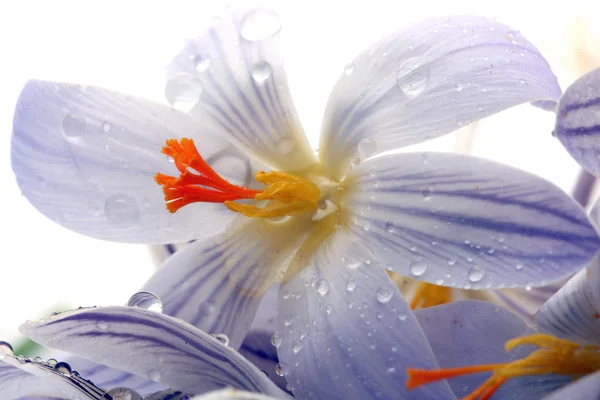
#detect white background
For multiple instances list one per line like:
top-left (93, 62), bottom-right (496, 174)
top-left (0, 0), bottom-right (598, 341)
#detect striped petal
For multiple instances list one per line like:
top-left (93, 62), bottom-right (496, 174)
top-left (555, 67), bottom-right (600, 177)
top-left (191, 388), bottom-right (281, 400)
top-left (542, 370), bottom-right (600, 400)
top-left (319, 16), bottom-right (561, 179)
top-left (12, 80), bottom-right (262, 244)
top-left (1, 353), bottom-right (107, 400)
top-left (535, 253), bottom-right (600, 346)
top-left (20, 307), bottom-right (290, 398)
top-left (141, 218), bottom-right (310, 350)
top-left (276, 230), bottom-right (455, 399)
top-left (415, 301), bottom-right (570, 399)
top-left (341, 152), bottom-right (600, 289)
top-left (167, 6), bottom-right (315, 171)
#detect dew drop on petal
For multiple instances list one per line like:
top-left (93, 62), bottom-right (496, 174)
top-left (315, 279), bottom-right (330, 296)
top-left (357, 138), bottom-right (378, 160)
top-left (410, 260), bottom-right (428, 276)
top-left (148, 369), bottom-right (161, 381)
top-left (283, 314), bottom-right (293, 326)
top-left (346, 278), bottom-right (357, 292)
top-left (102, 121), bottom-right (112, 133)
top-left (165, 74), bottom-right (202, 112)
top-left (344, 63), bottom-right (355, 76)
top-left (240, 8), bottom-right (281, 41)
top-left (104, 194), bottom-right (140, 225)
top-left (396, 58), bottom-right (429, 97)
top-left (376, 285), bottom-right (393, 303)
top-left (325, 304), bottom-right (333, 314)
top-left (271, 333), bottom-right (282, 348)
top-left (275, 362), bottom-right (287, 376)
top-left (62, 113), bottom-right (89, 138)
top-left (106, 388), bottom-right (143, 400)
top-left (47, 358), bottom-right (57, 366)
top-left (194, 55), bottom-right (211, 72)
top-left (53, 361), bottom-right (72, 376)
top-left (515, 262), bottom-right (524, 271)
top-left (251, 61), bottom-right (273, 83)
top-left (211, 333), bottom-right (230, 346)
top-left (0, 341), bottom-right (13, 357)
top-left (398, 313), bottom-right (407, 321)
top-left (421, 188), bottom-right (432, 199)
top-left (127, 291), bottom-right (163, 313)
top-left (292, 340), bottom-right (303, 354)
top-left (468, 266), bottom-right (485, 283)
top-left (96, 321), bottom-right (109, 330)
top-left (384, 222), bottom-right (394, 233)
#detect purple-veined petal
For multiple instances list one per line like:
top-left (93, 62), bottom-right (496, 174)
top-left (590, 194), bottom-right (600, 230)
top-left (486, 284), bottom-right (563, 324)
top-left (535, 252), bottom-right (600, 346)
top-left (415, 300), bottom-right (570, 399)
top-left (555, 67), bottom-right (600, 177)
top-left (20, 307), bottom-right (290, 398)
top-left (341, 152), bottom-right (599, 289)
top-left (67, 355), bottom-right (166, 395)
top-left (239, 331), bottom-right (288, 393)
top-left (319, 16), bottom-right (561, 179)
top-left (144, 389), bottom-right (190, 400)
top-left (167, 7), bottom-right (315, 171)
top-left (542, 370), bottom-right (600, 400)
top-left (276, 230), bottom-right (455, 399)
top-left (11, 80), bottom-right (264, 244)
top-left (191, 388), bottom-right (282, 400)
top-left (141, 217), bottom-right (310, 350)
top-left (1, 352), bottom-right (109, 400)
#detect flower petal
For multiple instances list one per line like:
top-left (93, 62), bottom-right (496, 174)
top-left (319, 16), bottom-right (561, 179)
top-left (484, 284), bottom-right (563, 323)
top-left (141, 218), bottom-right (310, 349)
top-left (276, 230), bottom-right (455, 399)
top-left (68, 355), bottom-right (166, 395)
top-left (542, 370), bottom-right (600, 400)
top-left (12, 80), bottom-right (265, 244)
top-left (555, 67), bottom-right (600, 177)
top-left (1, 353), bottom-right (107, 400)
top-left (415, 300), bottom-right (570, 399)
top-left (191, 388), bottom-right (281, 400)
top-left (167, 7), bottom-right (315, 171)
top-left (535, 253), bottom-right (600, 346)
top-left (342, 152), bottom-right (599, 289)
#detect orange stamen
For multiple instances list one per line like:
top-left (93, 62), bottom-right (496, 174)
top-left (406, 364), bottom-right (500, 389)
top-left (155, 138), bottom-right (260, 213)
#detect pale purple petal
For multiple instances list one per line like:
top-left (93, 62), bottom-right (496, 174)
top-left (167, 7), bottom-right (315, 171)
top-left (276, 230), bottom-right (455, 399)
top-left (342, 152), bottom-right (599, 289)
top-left (142, 218), bottom-right (310, 350)
top-left (191, 388), bottom-right (282, 400)
top-left (11, 80), bottom-right (264, 244)
top-left (319, 16), bottom-right (561, 179)
top-left (20, 307), bottom-right (290, 397)
top-left (555, 67), bottom-right (600, 177)
top-left (542, 370), bottom-right (600, 400)
top-left (535, 253), bottom-right (600, 346)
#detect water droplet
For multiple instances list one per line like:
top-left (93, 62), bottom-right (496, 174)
top-left (363, 222), bottom-right (370, 232)
top-left (251, 61), bottom-right (273, 83)
top-left (47, 358), bottom-right (57, 366)
top-left (344, 63), bottom-right (355, 76)
top-left (194, 55), bottom-right (211, 72)
top-left (384, 222), bottom-right (394, 233)
top-left (96, 321), bottom-right (109, 330)
top-left (275, 362), bottom-right (287, 376)
top-left (165, 74), bottom-right (202, 112)
top-left (315, 279), bottom-right (330, 296)
top-left (127, 291), bottom-right (163, 313)
top-left (325, 304), bottom-right (333, 314)
top-left (410, 260), bottom-right (428, 276)
top-left (376, 286), bottom-right (393, 303)
top-left (106, 388), bottom-right (143, 400)
top-left (148, 369), bottom-right (161, 381)
top-left (515, 262), bottom-right (524, 271)
top-left (240, 8), bottom-right (281, 41)
top-left (292, 340), bottom-right (303, 354)
top-left (421, 188), bottom-right (432, 199)
top-left (468, 266), bottom-right (485, 282)
top-left (350, 156), bottom-right (362, 168)
top-left (211, 333), bottom-right (230, 346)
top-left (447, 259), bottom-right (456, 266)
top-left (435, 279), bottom-right (444, 285)
top-left (271, 333), bottom-right (282, 348)
top-left (488, 248), bottom-right (495, 254)
top-left (54, 361), bottom-right (72, 376)
top-left (386, 360), bottom-right (396, 373)
top-left (396, 58), bottom-right (429, 97)
top-left (34, 356), bottom-right (42, 363)
top-left (0, 341), bottom-right (13, 357)
top-left (357, 138), bottom-right (378, 160)
top-left (62, 113), bottom-right (89, 138)
top-left (525, 285), bottom-right (532, 291)
top-left (102, 121), bottom-right (112, 133)
top-left (346, 278), bottom-right (356, 292)
top-left (283, 314), bottom-right (293, 326)
top-left (276, 138), bottom-right (295, 154)
top-left (398, 313), bottom-right (407, 321)
top-left (104, 194), bottom-right (140, 225)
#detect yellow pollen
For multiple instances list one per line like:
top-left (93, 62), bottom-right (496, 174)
top-left (406, 334), bottom-right (600, 400)
top-left (225, 171), bottom-right (320, 218)
top-left (410, 282), bottom-right (453, 310)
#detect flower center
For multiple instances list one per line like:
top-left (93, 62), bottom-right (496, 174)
top-left (406, 334), bottom-right (600, 400)
top-left (155, 138), bottom-right (321, 218)
top-left (410, 282), bottom-right (453, 310)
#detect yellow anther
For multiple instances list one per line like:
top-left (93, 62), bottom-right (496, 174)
top-left (225, 171), bottom-right (320, 218)
top-left (410, 282), bottom-right (453, 310)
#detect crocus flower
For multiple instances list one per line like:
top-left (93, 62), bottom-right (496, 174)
top-left (11, 5), bottom-right (600, 399)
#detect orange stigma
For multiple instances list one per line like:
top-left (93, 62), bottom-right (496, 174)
top-left (155, 138), bottom-right (260, 213)
top-left (406, 334), bottom-right (600, 400)
top-left (410, 282), bottom-right (453, 310)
